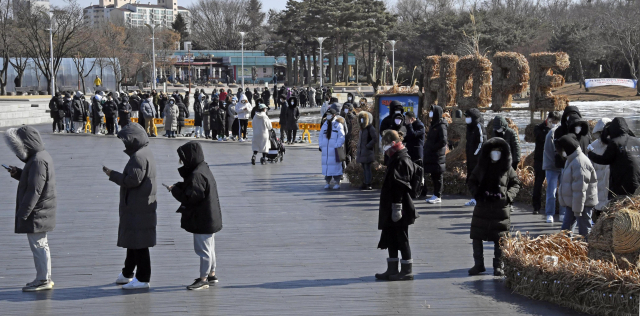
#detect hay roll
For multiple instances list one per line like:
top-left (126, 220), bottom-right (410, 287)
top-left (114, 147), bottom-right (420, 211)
top-left (613, 209), bottom-right (640, 254)
top-left (491, 52), bottom-right (530, 111)
top-left (423, 56), bottom-right (441, 111)
top-left (529, 52), bottom-right (570, 112)
top-left (438, 55), bottom-right (458, 109)
top-left (455, 55), bottom-right (492, 110)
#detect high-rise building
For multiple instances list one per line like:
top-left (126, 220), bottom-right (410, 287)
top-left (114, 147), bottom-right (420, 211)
top-left (83, 0), bottom-right (189, 29)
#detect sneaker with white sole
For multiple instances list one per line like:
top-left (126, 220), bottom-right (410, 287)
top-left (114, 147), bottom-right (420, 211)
top-left (116, 273), bottom-right (133, 285)
top-left (22, 279), bottom-right (54, 292)
top-left (332, 184), bottom-right (340, 190)
top-left (207, 275), bottom-right (219, 283)
top-left (546, 215), bottom-right (554, 223)
top-left (187, 278), bottom-right (209, 290)
top-left (464, 199), bottom-right (477, 206)
top-left (122, 277), bottom-right (150, 290)
top-left (559, 215), bottom-right (565, 222)
top-left (427, 197), bottom-right (442, 204)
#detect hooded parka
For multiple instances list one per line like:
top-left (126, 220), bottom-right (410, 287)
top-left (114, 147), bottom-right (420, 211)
top-left (464, 108), bottom-right (486, 175)
top-left (554, 106), bottom-right (590, 168)
top-left (468, 137), bottom-right (521, 242)
top-left (319, 116), bottom-right (346, 176)
top-left (492, 116), bottom-right (521, 169)
top-left (176, 99), bottom-right (189, 127)
top-left (590, 118), bottom-right (611, 210)
top-left (423, 105), bottom-right (448, 173)
top-left (555, 134), bottom-right (598, 216)
top-left (5, 126), bottom-right (56, 234)
top-left (356, 111), bottom-right (377, 164)
top-left (171, 142), bottom-right (223, 234)
top-left (252, 110), bottom-right (272, 153)
top-left (404, 117), bottom-right (425, 162)
top-left (284, 97), bottom-right (301, 131)
top-left (378, 147), bottom-right (419, 231)
top-left (379, 101), bottom-right (406, 136)
top-left (163, 99), bottom-right (179, 132)
top-left (108, 124), bottom-right (157, 249)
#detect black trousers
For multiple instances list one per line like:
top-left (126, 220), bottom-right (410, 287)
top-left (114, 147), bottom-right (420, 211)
top-left (286, 130), bottom-right (297, 143)
top-left (239, 119), bottom-right (248, 139)
top-left (105, 116), bottom-right (115, 134)
top-left (52, 113), bottom-right (63, 132)
top-left (231, 119), bottom-right (239, 137)
top-left (472, 239), bottom-right (502, 261)
top-left (427, 172), bottom-right (443, 198)
top-left (92, 116), bottom-right (101, 134)
top-left (532, 164), bottom-right (545, 211)
top-left (122, 248), bottom-right (151, 282)
top-left (379, 225), bottom-right (411, 260)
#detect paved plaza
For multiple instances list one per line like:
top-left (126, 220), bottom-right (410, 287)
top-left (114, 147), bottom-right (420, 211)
top-left (0, 124), bottom-right (585, 315)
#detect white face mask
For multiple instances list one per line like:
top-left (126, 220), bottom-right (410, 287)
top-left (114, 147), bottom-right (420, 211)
top-left (496, 128), bottom-right (504, 133)
top-left (360, 118), bottom-right (364, 123)
top-left (348, 97), bottom-right (352, 101)
top-left (429, 111), bottom-right (434, 118)
top-left (383, 144), bottom-right (392, 152)
top-left (490, 150), bottom-right (501, 162)
top-left (395, 110), bottom-right (401, 114)
top-left (345, 109), bottom-right (349, 114)
top-left (574, 126), bottom-right (582, 134)
top-left (394, 119), bottom-right (402, 125)
top-left (562, 151), bottom-right (567, 157)
top-left (465, 117), bottom-right (472, 124)
top-left (326, 114), bottom-right (333, 120)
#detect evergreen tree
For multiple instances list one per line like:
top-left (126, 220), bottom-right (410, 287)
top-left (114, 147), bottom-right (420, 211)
top-left (172, 13), bottom-right (189, 42)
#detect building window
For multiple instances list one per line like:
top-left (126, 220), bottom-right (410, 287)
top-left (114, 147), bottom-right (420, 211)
top-left (263, 68), bottom-right (266, 73)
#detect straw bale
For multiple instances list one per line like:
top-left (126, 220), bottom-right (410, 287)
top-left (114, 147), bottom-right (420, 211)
top-left (455, 55), bottom-right (492, 110)
top-left (491, 52), bottom-right (530, 111)
top-left (613, 209), bottom-right (640, 254)
top-left (438, 55), bottom-right (458, 108)
top-left (524, 123), bottom-right (536, 143)
top-left (529, 52), bottom-right (570, 112)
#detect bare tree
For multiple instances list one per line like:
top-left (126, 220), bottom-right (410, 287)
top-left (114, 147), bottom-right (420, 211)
top-left (189, 0), bottom-right (250, 50)
top-left (0, 0), bottom-right (13, 94)
top-left (600, 2), bottom-right (640, 95)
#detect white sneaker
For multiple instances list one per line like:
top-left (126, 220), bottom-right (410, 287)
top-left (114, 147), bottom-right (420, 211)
top-left (464, 199), bottom-right (477, 206)
top-left (546, 215), bottom-right (554, 223)
top-left (324, 184), bottom-right (330, 189)
top-left (559, 215), bottom-right (565, 222)
top-left (115, 273), bottom-right (133, 285)
top-left (239, 138), bottom-right (245, 142)
top-left (427, 197), bottom-right (442, 204)
top-left (122, 277), bottom-right (150, 290)
top-left (332, 184), bottom-right (340, 190)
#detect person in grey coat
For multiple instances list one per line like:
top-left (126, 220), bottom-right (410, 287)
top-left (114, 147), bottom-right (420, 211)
top-left (103, 124), bottom-right (157, 290)
top-left (4, 126), bottom-right (56, 292)
top-left (356, 111), bottom-right (376, 190)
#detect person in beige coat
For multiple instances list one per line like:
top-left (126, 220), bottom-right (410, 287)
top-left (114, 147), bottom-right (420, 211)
top-left (587, 118), bottom-right (611, 221)
top-left (556, 134), bottom-right (598, 238)
top-left (163, 97), bottom-right (179, 138)
top-left (251, 104), bottom-right (272, 165)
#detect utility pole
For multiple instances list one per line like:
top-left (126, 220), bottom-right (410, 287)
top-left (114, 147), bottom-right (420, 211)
top-left (240, 32), bottom-right (245, 90)
top-left (388, 40), bottom-right (396, 85)
top-left (317, 37), bottom-right (326, 87)
top-left (48, 11), bottom-right (54, 95)
top-left (145, 23), bottom-right (161, 91)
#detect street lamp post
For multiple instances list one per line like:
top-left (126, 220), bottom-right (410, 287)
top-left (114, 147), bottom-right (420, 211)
top-left (388, 40), bottom-right (396, 85)
top-left (48, 11), bottom-right (54, 95)
top-left (317, 37), bottom-right (326, 87)
top-left (145, 23), bottom-right (161, 91)
top-left (239, 32), bottom-right (245, 90)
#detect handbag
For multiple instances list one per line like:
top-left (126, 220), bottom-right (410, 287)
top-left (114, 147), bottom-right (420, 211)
top-left (335, 145), bottom-right (347, 162)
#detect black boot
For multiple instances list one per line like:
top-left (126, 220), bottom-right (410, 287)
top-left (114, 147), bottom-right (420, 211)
top-left (493, 258), bottom-right (504, 276)
top-left (388, 259), bottom-right (413, 281)
top-left (468, 254), bottom-right (486, 275)
top-left (374, 258), bottom-right (399, 281)
top-left (251, 155), bottom-right (256, 165)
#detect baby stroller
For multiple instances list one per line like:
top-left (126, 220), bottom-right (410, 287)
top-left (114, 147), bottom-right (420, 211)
top-left (262, 129), bottom-right (285, 163)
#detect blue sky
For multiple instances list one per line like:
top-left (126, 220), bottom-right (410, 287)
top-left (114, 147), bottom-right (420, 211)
top-left (53, 0), bottom-right (396, 12)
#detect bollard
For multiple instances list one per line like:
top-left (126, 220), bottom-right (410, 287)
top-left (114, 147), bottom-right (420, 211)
top-left (85, 117), bottom-right (91, 133)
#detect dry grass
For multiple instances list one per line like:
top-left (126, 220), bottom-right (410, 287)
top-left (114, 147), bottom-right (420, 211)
top-left (455, 55), bottom-right (492, 110)
top-left (491, 52), bottom-right (530, 111)
top-left (423, 56), bottom-right (441, 108)
top-left (439, 55), bottom-right (459, 108)
top-left (529, 52), bottom-right (570, 112)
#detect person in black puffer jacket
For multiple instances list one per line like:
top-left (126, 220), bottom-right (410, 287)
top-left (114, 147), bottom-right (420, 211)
top-left (284, 96), bottom-right (300, 144)
top-left (102, 93), bottom-right (119, 135)
top-left (49, 93), bottom-right (64, 133)
top-left (530, 111), bottom-right (561, 214)
top-left (375, 130), bottom-right (419, 282)
top-left (169, 141), bottom-right (223, 290)
top-left (423, 105), bottom-right (447, 203)
top-left (554, 106), bottom-right (590, 168)
top-left (210, 99), bottom-right (226, 140)
top-left (588, 117), bottom-right (640, 198)
top-left (463, 108), bottom-right (487, 206)
top-left (72, 92), bottom-right (87, 133)
top-left (468, 137), bottom-right (521, 276)
top-left (492, 115), bottom-right (520, 170)
top-left (403, 111), bottom-right (425, 163)
top-left (379, 100), bottom-right (405, 136)
top-left (176, 97), bottom-right (189, 136)
top-left (118, 96), bottom-right (132, 127)
top-left (340, 102), bottom-right (356, 160)
top-left (62, 93), bottom-right (74, 133)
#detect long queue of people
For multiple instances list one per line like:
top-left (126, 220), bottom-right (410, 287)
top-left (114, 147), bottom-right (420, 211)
top-left (317, 100), bottom-right (640, 281)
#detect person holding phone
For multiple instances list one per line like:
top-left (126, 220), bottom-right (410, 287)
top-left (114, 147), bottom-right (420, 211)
top-left (4, 126), bottom-right (57, 292)
top-left (166, 141), bottom-right (223, 290)
top-left (102, 123), bottom-right (157, 290)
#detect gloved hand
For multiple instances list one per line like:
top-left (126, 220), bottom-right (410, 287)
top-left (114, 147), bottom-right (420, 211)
top-left (318, 147), bottom-right (322, 152)
top-left (391, 203), bottom-right (403, 222)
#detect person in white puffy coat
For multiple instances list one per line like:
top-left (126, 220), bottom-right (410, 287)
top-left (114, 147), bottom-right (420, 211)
top-left (588, 118), bottom-right (611, 218)
top-left (236, 93), bottom-right (253, 141)
top-left (319, 108), bottom-right (346, 189)
top-left (251, 104), bottom-right (272, 165)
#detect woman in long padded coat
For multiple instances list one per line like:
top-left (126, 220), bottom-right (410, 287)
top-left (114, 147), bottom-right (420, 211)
top-left (284, 96), bottom-right (300, 144)
top-left (176, 98), bottom-right (189, 136)
top-left (104, 124), bottom-right (157, 289)
top-left (202, 95), bottom-right (212, 139)
top-left (356, 111), bottom-right (377, 190)
top-left (193, 95), bottom-right (204, 138)
top-left (423, 105), bottom-right (448, 203)
top-left (163, 97), bottom-right (179, 138)
top-left (467, 137), bottom-right (520, 277)
top-left (319, 108), bottom-right (346, 190)
top-left (251, 104), bottom-right (272, 165)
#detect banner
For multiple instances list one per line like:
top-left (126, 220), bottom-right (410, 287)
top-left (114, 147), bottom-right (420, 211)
top-left (585, 78), bottom-right (637, 89)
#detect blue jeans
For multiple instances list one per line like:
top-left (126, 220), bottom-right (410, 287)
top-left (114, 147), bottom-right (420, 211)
top-left (545, 170), bottom-right (566, 217)
top-left (561, 206), bottom-right (593, 238)
top-left (64, 117), bottom-right (72, 132)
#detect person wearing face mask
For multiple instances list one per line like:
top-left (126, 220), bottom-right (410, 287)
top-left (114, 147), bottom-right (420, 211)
top-left (236, 93), bottom-right (252, 142)
top-left (102, 124), bottom-right (157, 289)
top-left (356, 111), bottom-right (377, 190)
top-left (588, 117), bottom-right (640, 200)
top-left (103, 93), bottom-right (119, 136)
top-left (118, 95), bottom-right (132, 128)
top-left (315, 86), bottom-right (323, 108)
top-left (587, 118), bottom-right (611, 221)
top-left (284, 96), bottom-right (301, 144)
top-left (531, 111), bottom-right (561, 214)
top-left (193, 91), bottom-right (204, 139)
top-left (346, 92), bottom-right (355, 106)
top-left (492, 115), bottom-right (520, 170)
top-left (251, 103), bottom-right (273, 165)
top-left (91, 92), bottom-right (104, 134)
top-left (202, 94), bottom-right (211, 139)
top-left (555, 134), bottom-right (598, 238)
top-left (554, 106), bottom-right (587, 168)
top-left (375, 130), bottom-right (419, 281)
top-left (226, 96), bottom-right (238, 141)
top-left (542, 112), bottom-right (566, 223)
top-left (340, 102), bottom-right (356, 160)
top-left (462, 108), bottom-right (487, 206)
top-left (468, 137), bottom-right (521, 276)
top-left (163, 97), bottom-right (179, 138)
top-left (319, 108), bottom-right (346, 189)
top-left (379, 101), bottom-right (406, 137)
top-left (423, 105), bottom-right (447, 204)
top-left (403, 111), bottom-right (425, 165)
top-left (168, 141), bottom-right (223, 290)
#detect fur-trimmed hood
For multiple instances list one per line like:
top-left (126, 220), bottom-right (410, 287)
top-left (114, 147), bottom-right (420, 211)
top-left (477, 137), bottom-right (512, 175)
top-left (567, 116), bottom-right (589, 137)
top-left (287, 96), bottom-right (298, 107)
top-left (4, 126), bottom-right (44, 162)
top-left (464, 108), bottom-right (483, 124)
top-left (358, 111), bottom-right (373, 129)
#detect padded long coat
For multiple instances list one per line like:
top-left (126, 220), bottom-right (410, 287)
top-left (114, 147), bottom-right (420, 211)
top-left (109, 125), bottom-right (157, 249)
top-left (356, 111), bottom-right (376, 164)
top-left (5, 126), bottom-right (57, 234)
top-left (319, 118), bottom-right (346, 176)
top-left (252, 111), bottom-right (272, 153)
top-left (163, 102), bottom-right (179, 132)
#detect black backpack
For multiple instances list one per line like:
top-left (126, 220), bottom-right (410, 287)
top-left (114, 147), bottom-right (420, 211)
top-left (408, 160), bottom-right (424, 199)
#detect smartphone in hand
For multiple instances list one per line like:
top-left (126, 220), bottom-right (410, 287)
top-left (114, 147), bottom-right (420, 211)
top-left (162, 183), bottom-right (171, 191)
top-left (2, 164), bottom-right (11, 171)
